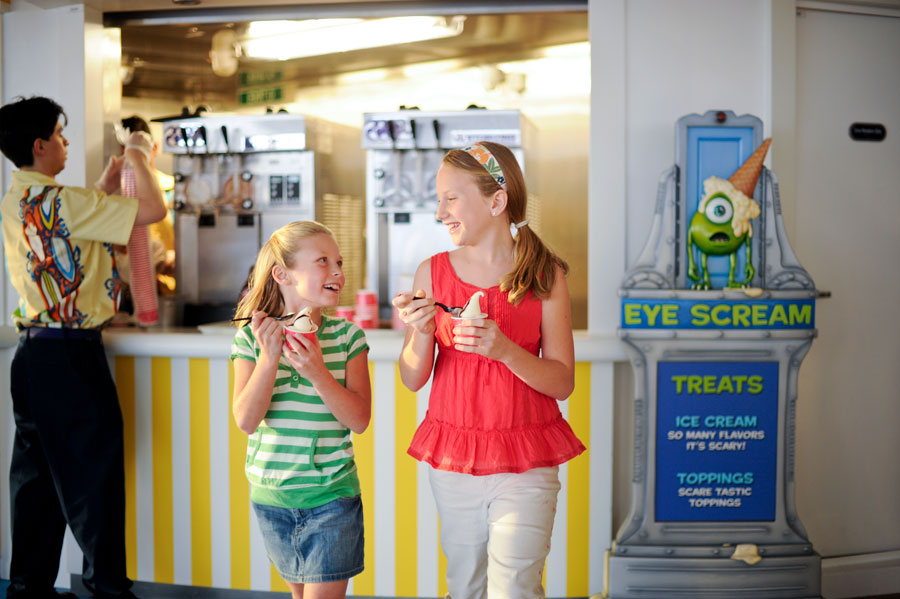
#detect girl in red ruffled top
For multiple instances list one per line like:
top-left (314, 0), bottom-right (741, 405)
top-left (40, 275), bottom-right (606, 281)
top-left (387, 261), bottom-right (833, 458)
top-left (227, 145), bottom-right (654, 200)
top-left (393, 141), bottom-right (584, 598)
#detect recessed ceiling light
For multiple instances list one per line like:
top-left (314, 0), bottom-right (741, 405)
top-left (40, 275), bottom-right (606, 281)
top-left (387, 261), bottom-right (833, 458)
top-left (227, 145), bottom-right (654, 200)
top-left (243, 16), bottom-right (465, 61)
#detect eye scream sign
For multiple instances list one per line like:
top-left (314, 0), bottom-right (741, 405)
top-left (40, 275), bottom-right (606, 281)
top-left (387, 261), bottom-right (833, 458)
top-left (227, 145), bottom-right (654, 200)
top-left (621, 298), bottom-right (814, 330)
top-left (655, 361), bottom-right (778, 521)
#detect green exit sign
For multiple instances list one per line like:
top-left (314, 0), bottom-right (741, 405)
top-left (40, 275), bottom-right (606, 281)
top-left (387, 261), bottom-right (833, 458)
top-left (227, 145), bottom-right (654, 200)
top-left (238, 71), bottom-right (283, 87)
top-left (239, 87), bottom-right (283, 105)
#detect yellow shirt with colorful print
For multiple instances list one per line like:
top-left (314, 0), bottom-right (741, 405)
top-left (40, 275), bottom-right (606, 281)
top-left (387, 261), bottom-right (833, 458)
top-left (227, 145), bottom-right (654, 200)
top-left (1, 170), bottom-right (138, 329)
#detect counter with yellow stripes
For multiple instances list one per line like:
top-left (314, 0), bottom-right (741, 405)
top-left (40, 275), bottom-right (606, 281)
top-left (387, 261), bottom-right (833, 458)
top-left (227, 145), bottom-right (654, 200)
top-left (0, 328), bottom-right (623, 598)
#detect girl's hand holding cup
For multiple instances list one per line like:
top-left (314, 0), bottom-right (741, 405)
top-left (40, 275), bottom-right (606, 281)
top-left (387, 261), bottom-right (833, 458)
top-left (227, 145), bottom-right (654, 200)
top-left (392, 289), bottom-right (437, 335)
top-left (452, 317), bottom-right (515, 363)
top-left (282, 326), bottom-right (318, 348)
top-left (282, 332), bottom-right (328, 382)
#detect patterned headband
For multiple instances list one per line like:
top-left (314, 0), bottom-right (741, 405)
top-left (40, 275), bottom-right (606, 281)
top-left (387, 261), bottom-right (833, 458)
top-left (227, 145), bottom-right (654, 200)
top-left (461, 143), bottom-right (507, 190)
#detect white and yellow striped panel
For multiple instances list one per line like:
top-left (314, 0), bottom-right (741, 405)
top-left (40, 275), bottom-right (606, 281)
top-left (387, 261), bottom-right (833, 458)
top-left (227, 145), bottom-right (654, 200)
top-left (111, 356), bottom-right (612, 597)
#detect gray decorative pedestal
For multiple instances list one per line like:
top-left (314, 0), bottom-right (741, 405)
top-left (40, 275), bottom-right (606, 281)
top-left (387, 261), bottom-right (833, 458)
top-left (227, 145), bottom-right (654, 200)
top-left (606, 111), bottom-right (820, 598)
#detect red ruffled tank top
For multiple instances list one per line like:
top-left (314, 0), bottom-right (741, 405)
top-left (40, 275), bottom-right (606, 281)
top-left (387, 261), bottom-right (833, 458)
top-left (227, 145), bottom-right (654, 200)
top-left (407, 252), bottom-right (585, 475)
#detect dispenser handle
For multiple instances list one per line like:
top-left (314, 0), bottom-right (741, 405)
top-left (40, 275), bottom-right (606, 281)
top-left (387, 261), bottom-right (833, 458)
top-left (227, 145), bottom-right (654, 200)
top-left (432, 119), bottom-right (441, 149)
top-left (409, 119), bottom-right (418, 148)
top-left (197, 125), bottom-right (208, 153)
top-left (220, 125), bottom-right (229, 152)
top-left (179, 127), bottom-right (191, 154)
top-left (386, 119), bottom-right (398, 146)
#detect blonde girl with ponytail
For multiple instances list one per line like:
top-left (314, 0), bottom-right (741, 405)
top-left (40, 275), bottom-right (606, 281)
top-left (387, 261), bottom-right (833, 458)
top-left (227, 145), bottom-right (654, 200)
top-left (231, 221), bottom-right (371, 598)
top-left (393, 141), bottom-right (584, 598)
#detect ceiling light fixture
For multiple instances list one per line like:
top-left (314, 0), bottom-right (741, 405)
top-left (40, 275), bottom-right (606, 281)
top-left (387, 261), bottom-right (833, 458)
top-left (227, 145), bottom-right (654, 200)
top-left (210, 29), bottom-right (239, 76)
top-left (242, 16), bottom-right (465, 62)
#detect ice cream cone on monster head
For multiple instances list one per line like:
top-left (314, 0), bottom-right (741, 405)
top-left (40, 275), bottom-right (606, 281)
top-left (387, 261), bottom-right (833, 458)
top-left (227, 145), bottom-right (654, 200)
top-left (698, 138), bottom-right (769, 239)
top-left (729, 138), bottom-right (771, 199)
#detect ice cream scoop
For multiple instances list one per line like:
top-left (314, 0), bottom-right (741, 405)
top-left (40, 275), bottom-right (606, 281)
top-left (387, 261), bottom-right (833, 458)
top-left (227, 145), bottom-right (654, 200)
top-left (454, 290), bottom-right (487, 319)
top-left (283, 307), bottom-right (318, 346)
top-left (286, 315), bottom-right (317, 333)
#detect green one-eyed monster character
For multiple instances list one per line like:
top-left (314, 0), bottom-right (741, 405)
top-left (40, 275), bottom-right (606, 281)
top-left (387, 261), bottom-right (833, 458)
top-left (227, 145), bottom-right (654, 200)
top-left (687, 138), bottom-right (770, 289)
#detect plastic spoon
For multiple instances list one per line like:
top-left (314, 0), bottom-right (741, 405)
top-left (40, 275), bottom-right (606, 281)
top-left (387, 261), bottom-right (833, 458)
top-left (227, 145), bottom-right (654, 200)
top-left (232, 313), bottom-right (297, 323)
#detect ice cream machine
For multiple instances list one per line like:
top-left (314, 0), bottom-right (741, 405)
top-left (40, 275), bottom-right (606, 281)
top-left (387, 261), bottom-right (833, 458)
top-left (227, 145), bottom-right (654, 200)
top-left (362, 108), bottom-right (530, 321)
top-left (162, 112), bottom-right (357, 324)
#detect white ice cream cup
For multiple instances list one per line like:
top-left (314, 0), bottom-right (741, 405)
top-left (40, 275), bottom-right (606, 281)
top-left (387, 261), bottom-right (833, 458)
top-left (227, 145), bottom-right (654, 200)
top-left (451, 312), bottom-right (487, 321)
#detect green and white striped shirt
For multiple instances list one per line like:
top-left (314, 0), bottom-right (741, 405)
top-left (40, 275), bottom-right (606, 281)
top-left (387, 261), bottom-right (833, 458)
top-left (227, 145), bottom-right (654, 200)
top-left (230, 316), bottom-right (368, 509)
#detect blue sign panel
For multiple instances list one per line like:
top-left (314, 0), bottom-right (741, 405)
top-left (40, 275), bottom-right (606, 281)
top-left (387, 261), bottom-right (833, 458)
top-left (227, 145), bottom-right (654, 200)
top-left (621, 298), bottom-right (815, 330)
top-left (656, 361), bottom-right (778, 521)
top-left (685, 126), bottom-right (757, 289)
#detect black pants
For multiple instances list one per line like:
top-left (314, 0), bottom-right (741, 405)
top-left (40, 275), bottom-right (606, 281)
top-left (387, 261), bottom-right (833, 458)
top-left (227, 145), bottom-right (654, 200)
top-left (8, 330), bottom-right (132, 598)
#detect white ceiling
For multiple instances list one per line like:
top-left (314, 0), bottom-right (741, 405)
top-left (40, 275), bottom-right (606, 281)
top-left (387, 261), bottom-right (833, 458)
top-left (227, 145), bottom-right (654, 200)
top-left (24, 0), bottom-right (900, 18)
top-left (118, 10), bottom-right (587, 104)
top-left (29, 0), bottom-right (400, 10)
top-left (26, 0), bottom-right (900, 10)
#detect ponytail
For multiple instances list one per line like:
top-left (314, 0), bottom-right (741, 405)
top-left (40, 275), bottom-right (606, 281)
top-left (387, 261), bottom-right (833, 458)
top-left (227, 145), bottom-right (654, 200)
top-left (501, 224), bottom-right (568, 304)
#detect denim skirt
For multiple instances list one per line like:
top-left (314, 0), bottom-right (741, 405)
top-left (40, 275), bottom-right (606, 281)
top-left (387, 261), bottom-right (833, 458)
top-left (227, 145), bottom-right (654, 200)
top-left (252, 495), bottom-right (364, 583)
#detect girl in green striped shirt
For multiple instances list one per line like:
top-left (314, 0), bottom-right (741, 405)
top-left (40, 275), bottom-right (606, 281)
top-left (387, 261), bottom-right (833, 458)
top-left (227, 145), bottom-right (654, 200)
top-left (231, 221), bottom-right (371, 597)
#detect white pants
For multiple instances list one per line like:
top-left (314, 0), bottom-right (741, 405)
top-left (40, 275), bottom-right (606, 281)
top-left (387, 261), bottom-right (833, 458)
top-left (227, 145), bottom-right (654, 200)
top-left (429, 466), bottom-right (561, 599)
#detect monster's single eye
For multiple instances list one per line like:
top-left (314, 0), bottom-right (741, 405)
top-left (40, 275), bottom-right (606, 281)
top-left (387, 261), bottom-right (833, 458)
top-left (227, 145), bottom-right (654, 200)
top-left (705, 195), bottom-right (733, 224)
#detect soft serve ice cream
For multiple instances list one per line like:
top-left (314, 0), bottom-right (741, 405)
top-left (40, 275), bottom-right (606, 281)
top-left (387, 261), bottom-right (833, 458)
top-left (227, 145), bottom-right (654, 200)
top-left (455, 290), bottom-right (487, 319)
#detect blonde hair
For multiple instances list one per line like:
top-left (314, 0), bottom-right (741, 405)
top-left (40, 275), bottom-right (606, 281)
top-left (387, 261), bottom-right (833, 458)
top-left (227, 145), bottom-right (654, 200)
top-left (234, 220), bottom-right (335, 325)
top-left (443, 141), bottom-right (568, 304)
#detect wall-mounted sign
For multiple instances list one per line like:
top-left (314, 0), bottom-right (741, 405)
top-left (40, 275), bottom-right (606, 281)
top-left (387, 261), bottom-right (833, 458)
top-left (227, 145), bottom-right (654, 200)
top-left (239, 87), bottom-right (283, 106)
top-left (656, 361), bottom-right (778, 521)
top-left (238, 70), bottom-right (283, 87)
top-left (849, 122), bottom-right (886, 142)
top-left (621, 298), bottom-right (814, 330)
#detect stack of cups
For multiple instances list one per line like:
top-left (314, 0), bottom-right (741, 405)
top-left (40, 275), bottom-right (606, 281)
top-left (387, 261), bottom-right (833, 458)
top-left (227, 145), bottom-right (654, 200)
top-left (335, 306), bottom-right (355, 322)
top-left (121, 164), bottom-right (158, 326)
top-left (354, 290), bottom-right (378, 329)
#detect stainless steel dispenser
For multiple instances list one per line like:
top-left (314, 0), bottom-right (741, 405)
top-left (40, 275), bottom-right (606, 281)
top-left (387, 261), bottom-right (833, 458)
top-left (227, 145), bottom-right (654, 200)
top-left (362, 108), bottom-right (530, 321)
top-left (162, 112), bottom-right (358, 324)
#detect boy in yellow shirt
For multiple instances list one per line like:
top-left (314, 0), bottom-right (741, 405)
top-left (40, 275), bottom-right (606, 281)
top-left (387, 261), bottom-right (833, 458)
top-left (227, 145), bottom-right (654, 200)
top-left (0, 96), bottom-right (165, 599)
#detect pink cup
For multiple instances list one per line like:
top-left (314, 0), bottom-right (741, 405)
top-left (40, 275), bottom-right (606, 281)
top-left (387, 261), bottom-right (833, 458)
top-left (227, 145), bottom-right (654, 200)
top-left (354, 318), bottom-right (378, 330)
top-left (354, 289), bottom-right (379, 329)
top-left (391, 304), bottom-right (405, 330)
top-left (335, 306), bottom-right (355, 321)
top-left (355, 290), bottom-right (378, 320)
top-left (283, 324), bottom-right (318, 348)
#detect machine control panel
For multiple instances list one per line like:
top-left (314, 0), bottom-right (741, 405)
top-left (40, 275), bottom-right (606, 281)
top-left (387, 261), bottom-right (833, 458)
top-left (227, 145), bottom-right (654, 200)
top-left (268, 175), bottom-right (301, 205)
top-left (162, 113), bottom-right (309, 155)
top-left (362, 109), bottom-right (524, 150)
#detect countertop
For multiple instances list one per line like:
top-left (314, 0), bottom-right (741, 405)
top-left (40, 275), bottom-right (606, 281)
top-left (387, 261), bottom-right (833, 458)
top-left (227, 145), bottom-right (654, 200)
top-left (0, 324), bottom-right (627, 361)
